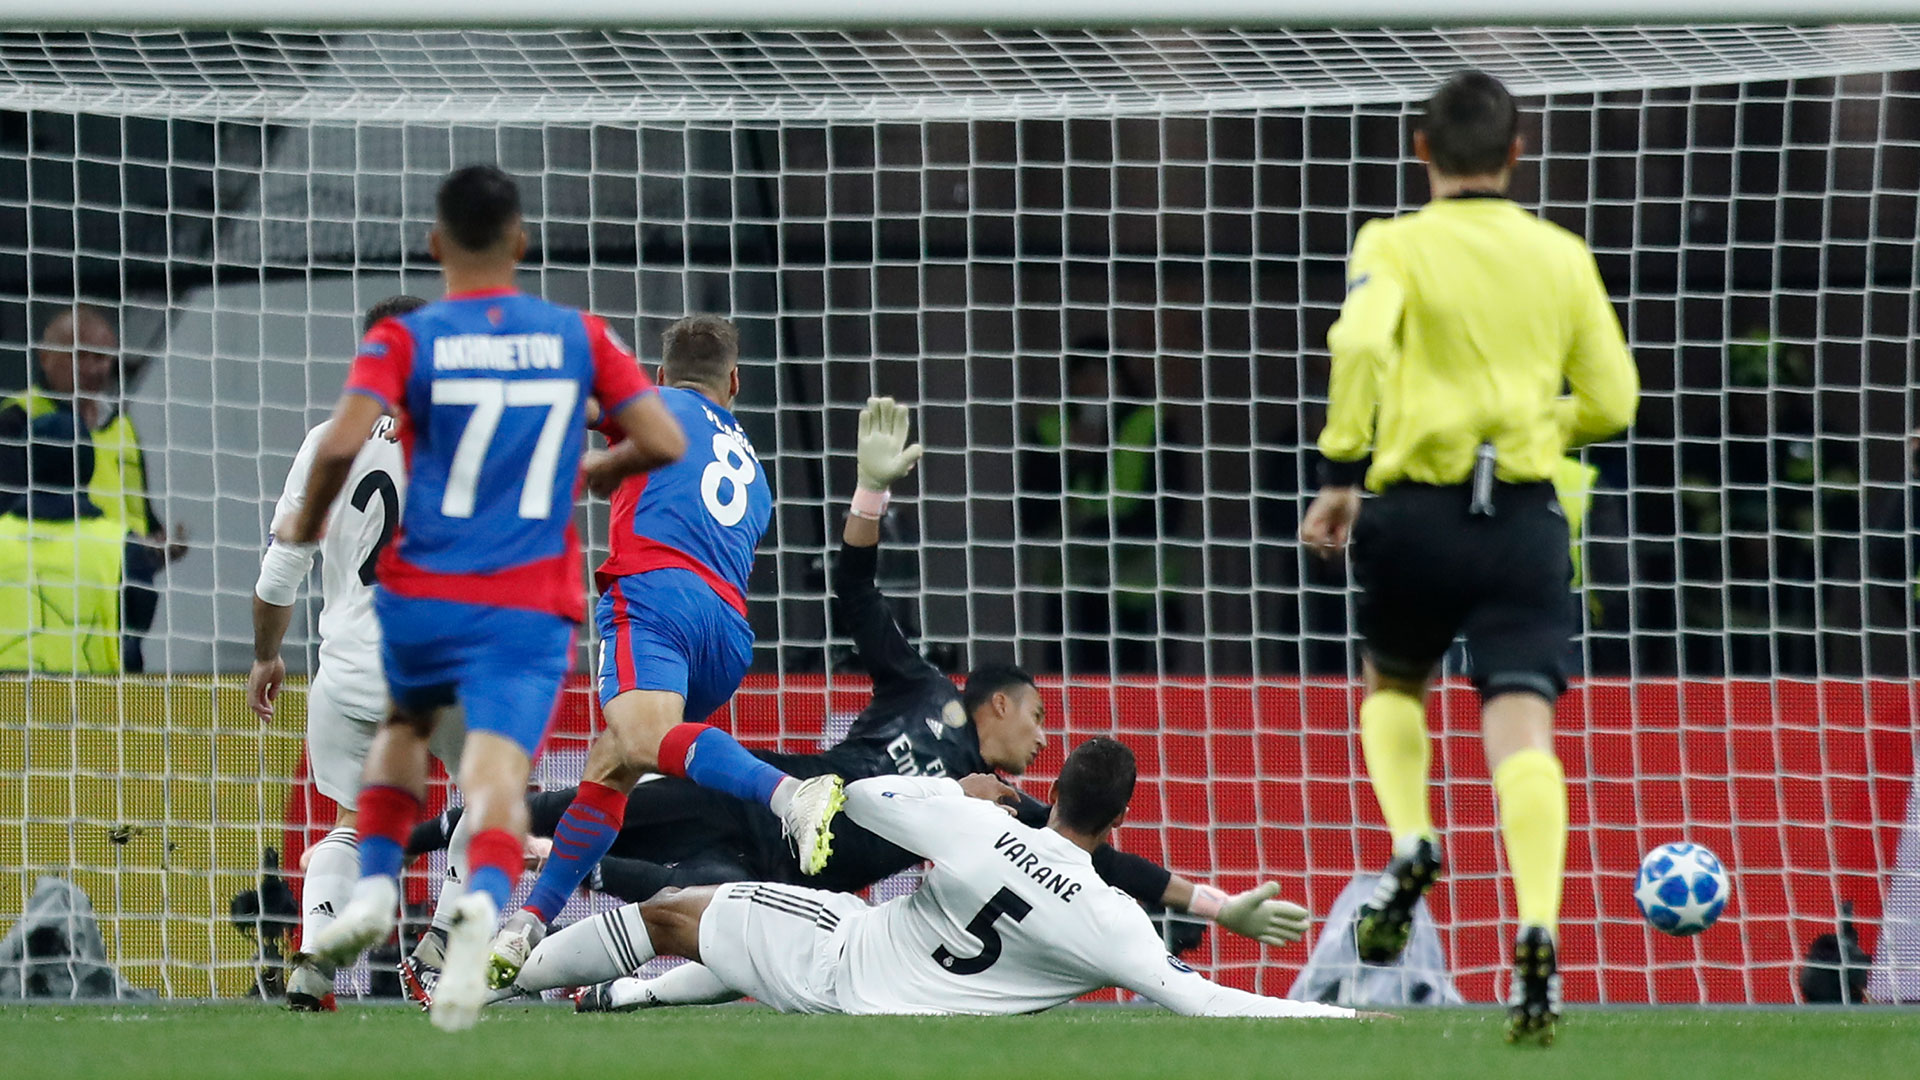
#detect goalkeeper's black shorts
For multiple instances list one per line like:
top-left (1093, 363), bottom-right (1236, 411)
top-left (1349, 479), bottom-right (1576, 701)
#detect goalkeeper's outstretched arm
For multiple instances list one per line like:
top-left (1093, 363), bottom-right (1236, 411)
top-left (837, 396), bottom-right (937, 690)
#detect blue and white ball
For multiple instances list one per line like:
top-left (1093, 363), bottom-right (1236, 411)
top-left (1634, 842), bottom-right (1729, 936)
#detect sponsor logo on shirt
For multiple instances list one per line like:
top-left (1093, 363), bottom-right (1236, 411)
top-left (886, 733), bottom-right (949, 778)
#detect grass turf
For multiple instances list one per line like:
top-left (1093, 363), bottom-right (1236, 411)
top-left (4, 1002), bottom-right (1916, 1080)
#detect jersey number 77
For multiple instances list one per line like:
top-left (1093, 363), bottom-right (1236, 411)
top-left (432, 378), bottom-right (581, 519)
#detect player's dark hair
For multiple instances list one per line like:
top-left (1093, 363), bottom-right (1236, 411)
top-left (660, 315), bottom-right (740, 392)
top-left (1052, 737), bottom-right (1136, 834)
top-left (364, 294), bottom-right (429, 334)
top-left (1421, 71), bottom-right (1519, 177)
top-left (961, 663), bottom-right (1036, 719)
top-left (435, 165), bottom-right (523, 254)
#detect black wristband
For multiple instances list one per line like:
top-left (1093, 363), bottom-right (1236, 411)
top-left (1315, 451), bottom-right (1369, 488)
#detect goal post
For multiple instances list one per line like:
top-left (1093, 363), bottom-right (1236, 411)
top-left (2, 22), bottom-right (1919, 1003)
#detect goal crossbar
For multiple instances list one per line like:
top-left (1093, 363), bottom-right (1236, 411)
top-left (10, 2), bottom-right (1920, 30)
top-left (8, 26), bottom-right (1920, 123)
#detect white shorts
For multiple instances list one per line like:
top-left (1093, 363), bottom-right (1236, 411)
top-left (306, 672), bottom-right (466, 810)
top-left (697, 883), bottom-right (867, 1015)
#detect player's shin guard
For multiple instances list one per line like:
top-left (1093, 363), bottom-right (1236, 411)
top-left (356, 786), bottom-right (423, 882)
top-left (466, 828), bottom-right (525, 913)
top-left (521, 781), bottom-right (626, 922)
top-left (1492, 748), bottom-right (1568, 930)
top-left (1358, 690), bottom-right (1435, 851)
top-left (300, 827), bottom-right (359, 953)
top-left (518, 905), bottom-right (655, 993)
top-left (660, 723), bottom-right (788, 808)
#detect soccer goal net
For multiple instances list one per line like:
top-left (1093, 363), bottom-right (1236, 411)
top-left (2, 21), bottom-right (1919, 1004)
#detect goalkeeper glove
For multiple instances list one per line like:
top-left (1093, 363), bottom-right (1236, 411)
top-left (855, 396), bottom-right (925, 493)
top-left (1190, 882), bottom-right (1311, 948)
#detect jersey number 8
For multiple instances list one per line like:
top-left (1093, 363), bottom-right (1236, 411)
top-left (701, 433), bottom-right (756, 527)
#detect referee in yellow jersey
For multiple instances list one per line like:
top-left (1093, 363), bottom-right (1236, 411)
top-left (1299, 71), bottom-right (1638, 1044)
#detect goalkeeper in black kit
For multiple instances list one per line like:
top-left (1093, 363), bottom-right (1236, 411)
top-left (410, 398), bottom-right (1312, 1007)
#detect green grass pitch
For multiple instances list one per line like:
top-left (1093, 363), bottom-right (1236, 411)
top-left (6, 1002), bottom-right (1916, 1080)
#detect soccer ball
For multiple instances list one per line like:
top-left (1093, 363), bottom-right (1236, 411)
top-left (1634, 842), bottom-right (1729, 936)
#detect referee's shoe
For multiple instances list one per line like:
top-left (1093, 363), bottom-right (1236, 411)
top-left (1506, 926), bottom-right (1560, 1045)
top-left (1351, 837), bottom-right (1443, 965)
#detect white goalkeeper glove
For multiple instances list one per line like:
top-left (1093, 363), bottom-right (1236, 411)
top-left (855, 396), bottom-right (924, 492)
top-left (1191, 882), bottom-right (1311, 948)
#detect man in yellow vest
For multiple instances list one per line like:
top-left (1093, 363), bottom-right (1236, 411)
top-left (0, 412), bottom-right (127, 673)
top-left (0, 305), bottom-right (187, 672)
top-left (1020, 343), bottom-right (1184, 673)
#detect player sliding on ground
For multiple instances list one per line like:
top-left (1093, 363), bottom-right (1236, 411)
top-left (482, 314), bottom-right (847, 993)
top-left (248, 294), bottom-right (472, 1012)
top-left (290, 164), bottom-right (687, 1032)
top-left (408, 399), bottom-right (1304, 1009)
top-left (1299, 71), bottom-right (1639, 1044)
top-left (512, 739), bottom-right (1364, 1020)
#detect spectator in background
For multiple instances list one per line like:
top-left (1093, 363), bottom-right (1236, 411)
top-left (1019, 339), bottom-right (1186, 673)
top-left (1677, 330), bottom-right (1857, 674)
top-left (0, 413), bottom-right (130, 673)
top-left (0, 305), bottom-right (187, 672)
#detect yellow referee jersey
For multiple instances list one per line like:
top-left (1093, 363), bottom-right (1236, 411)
top-left (1319, 196), bottom-right (1639, 490)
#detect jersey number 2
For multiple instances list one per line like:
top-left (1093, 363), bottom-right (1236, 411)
top-left (349, 470), bottom-right (399, 586)
top-left (700, 433), bottom-right (756, 527)
top-left (933, 887), bottom-right (1033, 976)
top-left (432, 378), bottom-right (579, 520)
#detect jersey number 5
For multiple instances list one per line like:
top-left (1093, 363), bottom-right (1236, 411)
top-left (933, 887), bottom-right (1033, 976)
top-left (432, 378), bottom-right (580, 520)
top-left (701, 432), bottom-right (756, 527)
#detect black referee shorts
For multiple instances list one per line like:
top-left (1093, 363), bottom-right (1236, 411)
top-left (1349, 480), bottom-right (1576, 701)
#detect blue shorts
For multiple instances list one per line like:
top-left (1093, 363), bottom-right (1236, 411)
top-left (376, 591), bottom-right (575, 758)
top-left (595, 569), bottom-right (753, 721)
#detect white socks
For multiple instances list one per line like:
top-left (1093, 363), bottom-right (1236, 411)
top-left (768, 776), bottom-right (800, 818)
top-left (428, 809), bottom-right (474, 939)
top-left (610, 962), bottom-right (739, 1009)
top-left (300, 827), bottom-right (359, 958)
top-left (517, 904), bottom-right (655, 993)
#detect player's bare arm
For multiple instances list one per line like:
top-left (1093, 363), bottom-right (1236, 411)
top-left (247, 597), bottom-right (293, 721)
top-left (957, 772), bottom-right (1023, 809)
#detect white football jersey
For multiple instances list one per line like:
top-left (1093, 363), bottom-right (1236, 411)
top-left (267, 419), bottom-right (405, 718)
top-left (830, 776), bottom-right (1354, 1018)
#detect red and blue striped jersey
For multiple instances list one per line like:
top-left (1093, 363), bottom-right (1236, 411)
top-left (345, 287), bottom-right (654, 622)
top-left (596, 386), bottom-right (770, 615)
